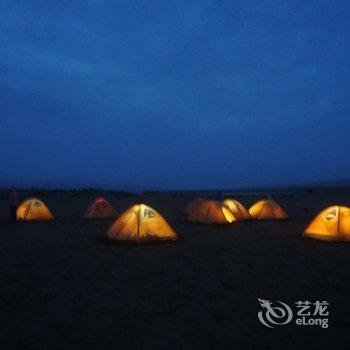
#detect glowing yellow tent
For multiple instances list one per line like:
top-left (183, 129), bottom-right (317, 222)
top-left (183, 198), bottom-right (206, 215)
top-left (222, 199), bottom-right (250, 221)
top-left (187, 200), bottom-right (235, 224)
top-left (249, 199), bottom-right (287, 220)
top-left (304, 206), bottom-right (350, 241)
top-left (107, 204), bottom-right (177, 242)
top-left (83, 197), bottom-right (117, 219)
top-left (17, 198), bottom-right (54, 221)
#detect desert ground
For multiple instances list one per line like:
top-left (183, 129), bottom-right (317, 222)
top-left (1, 188), bottom-right (350, 349)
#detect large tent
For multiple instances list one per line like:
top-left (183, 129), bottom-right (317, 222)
top-left (107, 204), bottom-right (177, 242)
top-left (187, 200), bottom-right (235, 224)
top-left (249, 199), bottom-right (287, 220)
top-left (183, 198), bottom-right (206, 215)
top-left (17, 198), bottom-right (54, 221)
top-left (83, 197), bottom-right (117, 219)
top-left (304, 206), bottom-right (350, 241)
top-left (222, 199), bottom-right (250, 221)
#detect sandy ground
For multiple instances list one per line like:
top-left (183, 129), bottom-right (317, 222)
top-left (1, 189), bottom-right (350, 349)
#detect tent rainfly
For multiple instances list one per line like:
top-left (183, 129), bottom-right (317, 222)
top-left (187, 200), bottom-right (236, 224)
top-left (222, 198), bottom-right (250, 221)
top-left (249, 199), bottom-right (288, 220)
top-left (107, 204), bottom-right (177, 242)
top-left (304, 206), bottom-right (350, 241)
top-left (83, 197), bottom-right (117, 219)
top-left (183, 198), bottom-right (206, 216)
top-left (17, 198), bottom-right (54, 221)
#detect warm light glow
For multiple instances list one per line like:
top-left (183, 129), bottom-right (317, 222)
top-left (222, 206), bottom-right (235, 223)
top-left (249, 199), bottom-right (287, 220)
top-left (187, 200), bottom-right (236, 224)
top-left (107, 204), bottom-right (177, 242)
top-left (304, 206), bottom-right (350, 241)
top-left (222, 199), bottom-right (250, 221)
top-left (16, 198), bottom-right (54, 221)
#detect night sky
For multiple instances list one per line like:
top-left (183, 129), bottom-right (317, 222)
top-left (1, 1), bottom-right (350, 190)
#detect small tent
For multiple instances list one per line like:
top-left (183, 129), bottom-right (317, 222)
top-left (222, 199), bottom-right (250, 221)
top-left (187, 200), bottom-right (235, 224)
top-left (107, 204), bottom-right (177, 242)
top-left (17, 198), bottom-right (54, 221)
top-left (83, 197), bottom-right (117, 219)
top-left (183, 198), bottom-right (206, 215)
top-left (304, 206), bottom-right (350, 241)
top-left (249, 199), bottom-right (287, 220)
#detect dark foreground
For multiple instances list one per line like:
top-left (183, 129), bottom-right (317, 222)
top-left (1, 189), bottom-right (350, 349)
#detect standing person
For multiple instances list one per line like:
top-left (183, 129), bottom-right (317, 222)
top-left (9, 188), bottom-right (19, 221)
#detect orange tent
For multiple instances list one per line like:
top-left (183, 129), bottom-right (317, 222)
top-left (17, 198), bottom-right (54, 221)
top-left (187, 200), bottom-right (235, 224)
top-left (249, 199), bottom-right (287, 220)
top-left (183, 198), bottom-right (206, 215)
top-left (83, 197), bottom-right (117, 219)
top-left (222, 198), bottom-right (250, 221)
top-left (107, 204), bottom-right (177, 242)
top-left (304, 206), bottom-right (350, 241)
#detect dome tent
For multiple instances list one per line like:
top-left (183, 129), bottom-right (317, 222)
top-left (83, 197), bottom-right (117, 219)
top-left (107, 204), bottom-right (177, 242)
top-left (187, 200), bottom-right (235, 224)
top-left (222, 198), bottom-right (250, 221)
top-left (249, 199), bottom-right (287, 220)
top-left (17, 198), bottom-right (54, 221)
top-left (304, 206), bottom-right (350, 241)
top-left (183, 198), bottom-right (206, 215)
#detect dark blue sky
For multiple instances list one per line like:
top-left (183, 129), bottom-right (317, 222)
top-left (1, 0), bottom-right (350, 190)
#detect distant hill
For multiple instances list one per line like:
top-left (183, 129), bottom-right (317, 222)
top-left (314, 179), bottom-right (350, 187)
top-left (1, 178), bottom-right (350, 193)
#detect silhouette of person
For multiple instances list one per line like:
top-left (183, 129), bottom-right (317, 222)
top-left (9, 188), bottom-right (19, 221)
